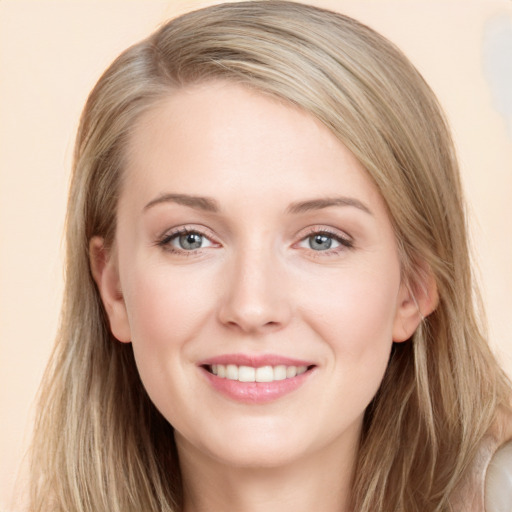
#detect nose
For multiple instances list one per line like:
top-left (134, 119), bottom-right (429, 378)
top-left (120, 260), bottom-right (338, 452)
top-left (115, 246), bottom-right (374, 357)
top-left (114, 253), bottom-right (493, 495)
top-left (217, 247), bottom-right (292, 334)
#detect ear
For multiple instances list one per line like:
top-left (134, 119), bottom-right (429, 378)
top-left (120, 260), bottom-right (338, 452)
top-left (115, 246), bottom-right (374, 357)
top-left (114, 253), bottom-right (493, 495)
top-left (89, 236), bottom-right (131, 343)
top-left (392, 264), bottom-right (438, 343)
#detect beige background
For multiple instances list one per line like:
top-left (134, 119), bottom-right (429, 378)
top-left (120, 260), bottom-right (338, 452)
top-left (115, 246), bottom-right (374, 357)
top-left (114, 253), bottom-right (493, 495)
top-left (1, 0), bottom-right (511, 508)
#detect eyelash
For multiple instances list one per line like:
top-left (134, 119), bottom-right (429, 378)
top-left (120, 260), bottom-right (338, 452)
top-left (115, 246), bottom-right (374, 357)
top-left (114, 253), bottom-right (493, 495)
top-left (156, 227), bottom-right (217, 255)
top-left (297, 227), bottom-right (354, 256)
top-left (155, 226), bottom-right (354, 256)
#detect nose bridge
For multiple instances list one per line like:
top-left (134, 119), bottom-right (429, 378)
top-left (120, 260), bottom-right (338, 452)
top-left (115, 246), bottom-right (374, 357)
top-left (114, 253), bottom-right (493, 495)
top-left (218, 237), bottom-right (291, 333)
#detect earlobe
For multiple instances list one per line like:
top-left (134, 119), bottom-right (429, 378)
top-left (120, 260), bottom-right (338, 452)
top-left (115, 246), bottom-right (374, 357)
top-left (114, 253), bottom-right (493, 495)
top-left (89, 236), bottom-right (131, 343)
top-left (392, 265), bottom-right (438, 343)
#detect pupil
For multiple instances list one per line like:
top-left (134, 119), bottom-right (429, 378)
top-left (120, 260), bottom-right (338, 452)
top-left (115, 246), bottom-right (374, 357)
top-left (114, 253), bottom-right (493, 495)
top-left (180, 233), bottom-right (202, 249)
top-left (310, 234), bottom-right (332, 250)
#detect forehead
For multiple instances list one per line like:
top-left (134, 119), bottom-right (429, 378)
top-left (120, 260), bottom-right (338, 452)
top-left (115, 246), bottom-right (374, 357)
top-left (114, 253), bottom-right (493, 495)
top-left (121, 81), bottom-right (385, 214)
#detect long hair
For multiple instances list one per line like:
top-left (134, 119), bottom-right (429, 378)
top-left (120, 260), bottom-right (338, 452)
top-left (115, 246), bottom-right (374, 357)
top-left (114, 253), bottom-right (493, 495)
top-left (28, 2), bottom-right (511, 511)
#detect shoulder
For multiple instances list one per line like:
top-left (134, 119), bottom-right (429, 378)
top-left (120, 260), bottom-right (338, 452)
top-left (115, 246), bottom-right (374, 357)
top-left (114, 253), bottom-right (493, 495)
top-left (452, 405), bottom-right (512, 511)
top-left (484, 404), bottom-right (512, 512)
top-left (485, 440), bottom-right (512, 512)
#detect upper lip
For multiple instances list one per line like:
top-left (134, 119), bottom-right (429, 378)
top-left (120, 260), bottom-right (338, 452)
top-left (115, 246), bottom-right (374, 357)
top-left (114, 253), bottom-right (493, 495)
top-left (198, 353), bottom-right (315, 368)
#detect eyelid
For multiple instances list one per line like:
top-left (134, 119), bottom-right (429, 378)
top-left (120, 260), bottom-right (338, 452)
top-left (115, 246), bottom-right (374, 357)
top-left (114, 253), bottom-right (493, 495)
top-left (297, 225), bottom-right (353, 242)
top-left (294, 225), bottom-right (354, 253)
top-left (155, 225), bottom-right (221, 252)
top-left (154, 224), bottom-right (353, 255)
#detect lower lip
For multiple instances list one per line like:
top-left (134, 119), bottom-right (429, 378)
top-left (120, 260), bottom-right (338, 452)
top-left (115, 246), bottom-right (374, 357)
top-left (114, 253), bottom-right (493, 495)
top-left (201, 367), bottom-right (314, 404)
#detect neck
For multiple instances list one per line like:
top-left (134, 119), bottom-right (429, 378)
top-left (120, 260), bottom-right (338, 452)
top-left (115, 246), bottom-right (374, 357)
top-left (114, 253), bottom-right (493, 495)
top-left (177, 432), bottom-right (358, 512)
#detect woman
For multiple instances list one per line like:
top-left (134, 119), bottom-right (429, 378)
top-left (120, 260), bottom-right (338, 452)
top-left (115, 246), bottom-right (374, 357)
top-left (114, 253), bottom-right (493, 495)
top-left (27, 1), bottom-right (512, 511)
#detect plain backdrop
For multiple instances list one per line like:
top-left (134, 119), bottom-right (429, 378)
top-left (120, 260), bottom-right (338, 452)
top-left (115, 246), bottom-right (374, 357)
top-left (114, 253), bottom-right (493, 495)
top-left (1, 0), bottom-right (511, 508)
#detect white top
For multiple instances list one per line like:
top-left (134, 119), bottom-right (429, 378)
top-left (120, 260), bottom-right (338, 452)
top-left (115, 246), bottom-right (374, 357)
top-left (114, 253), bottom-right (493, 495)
top-left (486, 441), bottom-right (512, 512)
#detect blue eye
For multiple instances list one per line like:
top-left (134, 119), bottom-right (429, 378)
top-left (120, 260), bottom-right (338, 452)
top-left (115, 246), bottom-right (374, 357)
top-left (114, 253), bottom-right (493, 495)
top-left (308, 233), bottom-right (337, 251)
top-left (297, 230), bottom-right (352, 252)
top-left (177, 232), bottom-right (206, 250)
top-left (160, 230), bottom-right (214, 251)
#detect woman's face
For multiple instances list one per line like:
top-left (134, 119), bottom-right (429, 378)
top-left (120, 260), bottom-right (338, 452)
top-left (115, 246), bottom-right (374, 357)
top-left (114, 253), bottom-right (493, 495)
top-left (94, 81), bottom-right (421, 469)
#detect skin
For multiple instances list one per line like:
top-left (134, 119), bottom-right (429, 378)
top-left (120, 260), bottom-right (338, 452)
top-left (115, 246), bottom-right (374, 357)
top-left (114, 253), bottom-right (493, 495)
top-left (91, 82), bottom-right (435, 512)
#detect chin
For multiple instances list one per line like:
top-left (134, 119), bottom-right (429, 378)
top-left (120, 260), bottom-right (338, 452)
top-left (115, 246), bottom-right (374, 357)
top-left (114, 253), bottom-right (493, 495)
top-left (211, 442), bottom-right (308, 470)
top-left (177, 421), bottom-right (314, 470)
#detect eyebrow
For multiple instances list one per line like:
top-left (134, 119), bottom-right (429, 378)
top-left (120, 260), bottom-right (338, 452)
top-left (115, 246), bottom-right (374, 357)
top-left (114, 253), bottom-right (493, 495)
top-left (144, 193), bottom-right (220, 213)
top-left (143, 193), bottom-right (372, 216)
top-left (286, 197), bottom-right (373, 215)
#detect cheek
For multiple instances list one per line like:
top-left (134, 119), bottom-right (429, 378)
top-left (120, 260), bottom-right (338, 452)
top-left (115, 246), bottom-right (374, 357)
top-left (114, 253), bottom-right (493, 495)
top-left (120, 262), bottom-right (215, 404)
top-left (124, 261), bottom-right (212, 345)
top-left (321, 273), bottom-right (399, 420)
top-left (304, 262), bottom-right (400, 338)
top-left (300, 263), bottom-right (400, 384)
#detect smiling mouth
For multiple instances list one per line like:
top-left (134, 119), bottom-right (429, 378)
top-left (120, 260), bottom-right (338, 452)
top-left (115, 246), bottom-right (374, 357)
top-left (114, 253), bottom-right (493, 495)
top-left (204, 364), bottom-right (314, 383)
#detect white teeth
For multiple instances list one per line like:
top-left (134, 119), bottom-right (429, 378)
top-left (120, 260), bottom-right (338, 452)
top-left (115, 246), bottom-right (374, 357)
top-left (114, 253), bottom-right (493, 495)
top-left (255, 366), bottom-right (274, 382)
top-left (209, 364), bottom-right (310, 382)
top-left (226, 364), bottom-right (238, 380)
top-left (286, 366), bottom-right (297, 378)
top-left (238, 366), bottom-right (256, 382)
top-left (274, 365), bottom-right (287, 381)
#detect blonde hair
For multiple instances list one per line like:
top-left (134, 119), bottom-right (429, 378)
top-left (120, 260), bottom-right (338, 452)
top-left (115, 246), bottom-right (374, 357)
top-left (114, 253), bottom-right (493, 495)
top-left (28, 1), bottom-right (511, 511)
